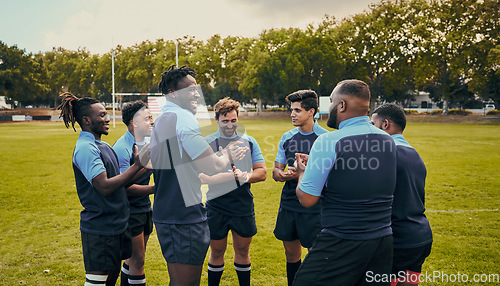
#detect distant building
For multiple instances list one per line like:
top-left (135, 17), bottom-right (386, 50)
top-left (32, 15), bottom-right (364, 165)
top-left (373, 92), bottom-right (441, 111)
top-left (410, 92), bottom-right (440, 109)
top-left (0, 96), bottom-right (12, 109)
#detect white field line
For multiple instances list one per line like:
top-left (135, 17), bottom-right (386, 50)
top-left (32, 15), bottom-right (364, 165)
top-left (456, 139), bottom-right (496, 145)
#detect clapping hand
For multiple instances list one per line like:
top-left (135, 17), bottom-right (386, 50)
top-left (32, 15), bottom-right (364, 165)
top-left (232, 166), bottom-right (249, 183)
top-left (134, 143), bottom-right (152, 170)
top-left (294, 153), bottom-right (309, 175)
top-left (219, 141), bottom-right (249, 162)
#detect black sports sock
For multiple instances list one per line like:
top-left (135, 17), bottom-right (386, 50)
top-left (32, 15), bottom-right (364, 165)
top-left (207, 263), bottom-right (224, 286)
top-left (106, 270), bottom-right (120, 286)
top-left (286, 260), bottom-right (301, 286)
top-left (120, 262), bottom-right (129, 286)
top-left (128, 274), bottom-right (146, 286)
top-left (234, 262), bottom-right (251, 286)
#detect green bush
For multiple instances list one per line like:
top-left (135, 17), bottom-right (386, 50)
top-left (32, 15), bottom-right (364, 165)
top-left (264, 107), bottom-right (287, 112)
top-left (448, 109), bottom-right (472, 116)
top-left (404, 109), bottom-right (419, 115)
top-left (486, 109), bottom-right (500, 115)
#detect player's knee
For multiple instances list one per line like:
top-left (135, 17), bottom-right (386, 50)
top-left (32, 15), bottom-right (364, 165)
top-left (284, 249), bottom-right (301, 262)
top-left (234, 245), bottom-right (250, 258)
top-left (210, 247), bottom-right (226, 260)
top-left (129, 253), bottom-right (145, 270)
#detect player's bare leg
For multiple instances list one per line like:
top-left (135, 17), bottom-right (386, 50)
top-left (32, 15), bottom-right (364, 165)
top-left (123, 233), bottom-right (149, 285)
top-left (283, 240), bottom-right (302, 286)
top-left (232, 231), bottom-right (252, 286)
top-left (208, 237), bottom-right (228, 286)
top-left (167, 263), bottom-right (203, 286)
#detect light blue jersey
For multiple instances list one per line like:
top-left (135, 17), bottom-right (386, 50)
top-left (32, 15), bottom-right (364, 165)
top-left (300, 116), bottom-right (397, 240)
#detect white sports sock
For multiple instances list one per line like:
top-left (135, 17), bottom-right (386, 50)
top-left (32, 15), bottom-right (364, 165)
top-left (85, 273), bottom-right (107, 285)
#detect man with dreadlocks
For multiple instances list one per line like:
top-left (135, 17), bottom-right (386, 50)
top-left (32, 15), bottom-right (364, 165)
top-left (113, 100), bottom-right (155, 286)
top-left (58, 93), bottom-right (150, 286)
top-left (150, 65), bottom-right (247, 285)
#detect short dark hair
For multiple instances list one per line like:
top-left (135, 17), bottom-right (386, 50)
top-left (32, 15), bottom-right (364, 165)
top-left (214, 97), bottom-right (240, 120)
top-left (122, 100), bottom-right (147, 126)
top-left (373, 103), bottom-right (407, 131)
top-left (336, 79), bottom-right (370, 101)
top-left (158, 65), bottom-right (197, 94)
top-left (286, 90), bottom-right (319, 115)
top-left (57, 93), bottom-right (100, 131)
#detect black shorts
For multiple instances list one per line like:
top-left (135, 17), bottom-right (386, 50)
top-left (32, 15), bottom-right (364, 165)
top-left (155, 221), bottom-right (210, 265)
top-left (81, 229), bottom-right (132, 273)
top-left (294, 232), bottom-right (393, 286)
top-left (207, 208), bottom-right (257, 240)
top-left (392, 242), bottom-right (432, 274)
top-left (273, 208), bottom-right (321, 248)
top-left (129, 211), bottom-right (154, 237)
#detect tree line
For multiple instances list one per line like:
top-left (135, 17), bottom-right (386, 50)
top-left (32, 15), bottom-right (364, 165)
top-left (1, 0), bottom-right (498, 114)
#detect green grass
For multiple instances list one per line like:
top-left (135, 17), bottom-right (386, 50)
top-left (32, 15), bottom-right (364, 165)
top-left (0, 120), bottom-right (499, 285)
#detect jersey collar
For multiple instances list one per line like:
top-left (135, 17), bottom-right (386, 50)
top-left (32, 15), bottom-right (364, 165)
top-left (298, 120), bottom-right (321, 135)
top-left (215, 129), bottom-right (242, 139)
top-left (161, 100), bottom-right (183, 113)
top-left (79, 131), bottom-right (97, 141)
top-left (391, 134), bottom-right (411, 147)
top-left (338, 116), bottom-right (371, 129)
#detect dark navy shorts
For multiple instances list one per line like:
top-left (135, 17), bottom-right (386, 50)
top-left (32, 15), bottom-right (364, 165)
top-left (207, 207), bottom-right (257, 240)
top-left (392, 242), bottom-right (432, 274)
top-left (129, 211), bottom-right (154, 237)
top-left (273, 207), bottom-right (321, 248)
top-left (155, 221), bottom-right (210, 265)
top-left (294, 232), bottom-right (393, 286)
top-left (81, 229), bottom-right (132, 273)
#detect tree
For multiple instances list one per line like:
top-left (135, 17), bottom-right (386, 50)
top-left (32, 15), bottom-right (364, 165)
top-left (240, 26), bottom-right (343, 108)
top-left (239, 28), bottom-right (291, 107)
top-left (333, 0), bottom-right (432, 111)
top-left (412, 0), bottom-right (497, 114)
top-left (6, 0), bottom-right (497, 112)
top-left (189, 35), bottom-right (247, 105)
top-left (310, 16), bottom-right (345, 96)
top-left (474, 70), bottom-right (500, 108)
top-left (468, 0), bottom-right (500, 107)
top-left (36, 47), bottom-right (96, 106)
top-left (0, 42), bottom-right (49, 107)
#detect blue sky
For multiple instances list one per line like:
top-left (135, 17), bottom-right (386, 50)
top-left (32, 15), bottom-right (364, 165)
top-left (1, 0), bottom-right (376, 55)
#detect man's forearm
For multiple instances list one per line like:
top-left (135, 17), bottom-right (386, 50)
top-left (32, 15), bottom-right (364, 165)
top-left (126, 184), bottom-right (154, 197)
top-left (248, 167), bottom-right (267, 183)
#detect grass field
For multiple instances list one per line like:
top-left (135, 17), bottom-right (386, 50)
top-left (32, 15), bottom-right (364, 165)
top-left (0, 119), bottom-right (499, 285)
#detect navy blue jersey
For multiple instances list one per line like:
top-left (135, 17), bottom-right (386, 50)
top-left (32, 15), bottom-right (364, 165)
top-left (392, 134), bottom-right (433, 248)
top-left (150, 101), bottom-right (210, 224)
top-left (204, 131), bottom-right (265, 217)
top-left (300, 116), bottom-right (397, 240)
top-left (113, 130), bottom-right (152, 214)
top-left (72, 131), bottom-right (129, 235)
top-left (275, 121), bottom-right (328, 213)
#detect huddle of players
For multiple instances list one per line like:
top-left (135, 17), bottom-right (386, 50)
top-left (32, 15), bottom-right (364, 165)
top-left (59, 65), bottom-right (432, 286)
